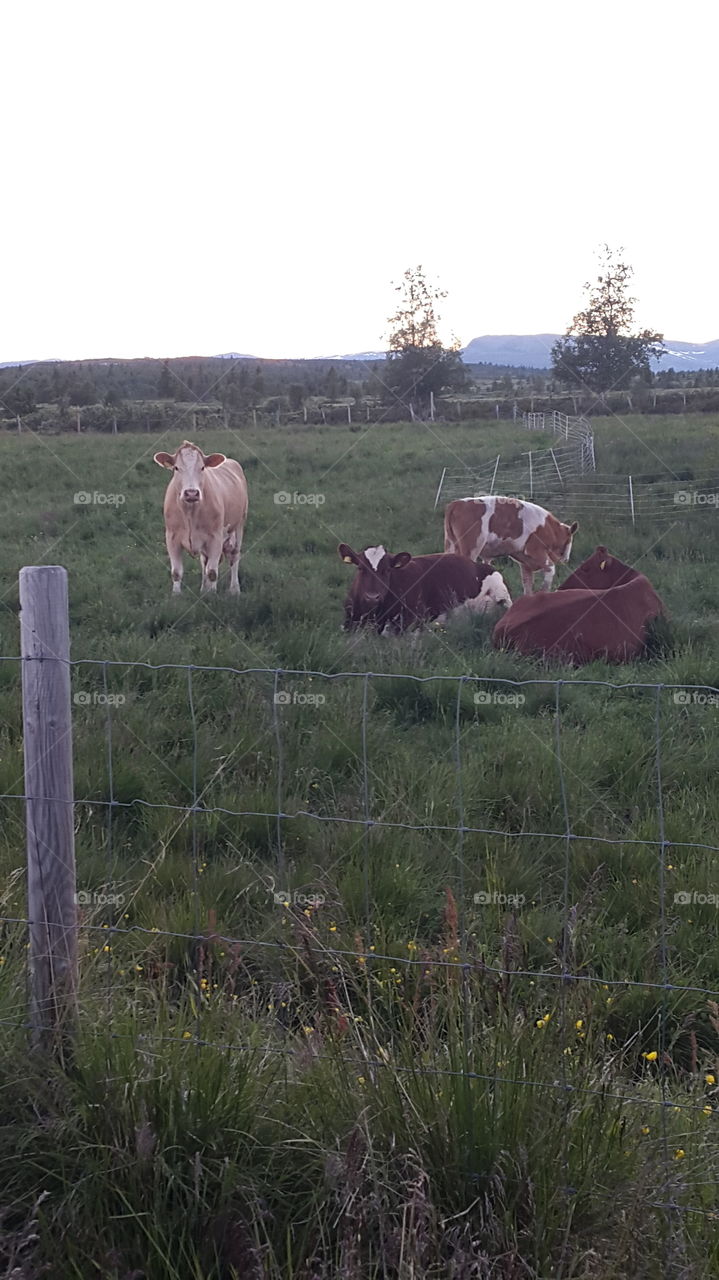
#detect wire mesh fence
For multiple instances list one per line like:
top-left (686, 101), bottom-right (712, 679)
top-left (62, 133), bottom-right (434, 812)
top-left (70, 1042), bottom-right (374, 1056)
top-left (3, 579), bottom-right (719, 1249)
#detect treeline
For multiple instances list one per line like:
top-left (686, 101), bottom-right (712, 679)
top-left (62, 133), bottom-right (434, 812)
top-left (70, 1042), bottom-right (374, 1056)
top-left (0, 355), bottom-right (562, 419)
top-left (1, 355), bottom-right (718, 431)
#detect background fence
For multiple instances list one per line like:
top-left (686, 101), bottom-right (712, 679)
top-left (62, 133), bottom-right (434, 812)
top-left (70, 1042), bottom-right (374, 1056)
top-left (434, 410), bottom-right (719, 522)
top-left (3, 566), bottom-right (719, 1256)
top-left (435, 411), bottom-right (595, 508)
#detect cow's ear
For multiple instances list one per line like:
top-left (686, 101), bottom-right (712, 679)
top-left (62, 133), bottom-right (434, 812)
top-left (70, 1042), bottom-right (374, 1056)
top-left (203, 453), bottom-right (226, 468)
top-left (569, 521), bottom-right (579, 534)
top-left (338, 543), bottom-right (360, 565)
top-left (391, 552), bottom-right (412, 570)
top-left (154, 452), bottom-right (174, 468)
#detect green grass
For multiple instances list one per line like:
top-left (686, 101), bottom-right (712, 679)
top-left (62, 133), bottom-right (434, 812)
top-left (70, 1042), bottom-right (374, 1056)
top-left (1, 414), bottom-right (719, 1277)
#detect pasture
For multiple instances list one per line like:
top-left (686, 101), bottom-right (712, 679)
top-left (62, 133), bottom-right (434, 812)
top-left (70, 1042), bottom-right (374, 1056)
top-left (1, 414), bottom-right (719, 1278)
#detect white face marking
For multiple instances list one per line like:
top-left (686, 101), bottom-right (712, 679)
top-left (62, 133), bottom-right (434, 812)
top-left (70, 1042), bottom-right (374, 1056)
top-left (174, 445), bottom-right (206, 502)
top-left (561, 534), bottom-right (574, 564)
top-left (363, 545), bottom-right (386, 570)
top-left (479, 570), bottom-right (512, 609)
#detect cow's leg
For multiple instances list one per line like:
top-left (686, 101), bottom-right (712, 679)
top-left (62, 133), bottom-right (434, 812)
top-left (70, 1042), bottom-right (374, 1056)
top-left (166, 532), bottom-right (184, 595)
top-left (519, 565), bottom-right (535, 595)
top-left (541, 564), bottom-right (556, 591)
top-left (224, 529), bottom-right (241, 595)
top-left (200, 537), bottom-right (223, 593)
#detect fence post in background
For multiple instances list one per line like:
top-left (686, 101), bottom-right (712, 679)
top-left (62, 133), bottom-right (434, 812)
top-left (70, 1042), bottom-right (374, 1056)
top-left (433, 467), bottom-right (447, 512)
top-left (429, 391), bottom-right (435, 421)
top-left (303, 405), bottom-right (307, 424)
top-left (19, 566), bottom-right (78, 1053)
top-left (347, 403), bottom-right (352, 425)
top-left (628, 475), bottom-right (636, 527)
top-left (490, 454), bottom-right (500, 494)
top-left (76, 409), bottom-right (81, 434)
top-left (252, 409), bottom-right (257, 429)
top-left (528, 451), bottom-right (533, 498)
top-left (17, 415), bottom-right (22, 433)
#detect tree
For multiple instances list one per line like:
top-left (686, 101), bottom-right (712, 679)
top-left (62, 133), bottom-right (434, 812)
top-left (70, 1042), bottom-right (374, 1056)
top-left (384, 266), bottom-right (467, 414)
top-left (551, 246), bottom-right (664, 393)
top-left (157, 361), bottom-right (173, 398)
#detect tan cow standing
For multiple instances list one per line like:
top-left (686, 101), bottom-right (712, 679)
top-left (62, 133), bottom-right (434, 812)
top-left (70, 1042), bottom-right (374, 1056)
top-left (154, 440), bottom-right (248, 595)
top-left (444, 496), bottom-right (578, 594)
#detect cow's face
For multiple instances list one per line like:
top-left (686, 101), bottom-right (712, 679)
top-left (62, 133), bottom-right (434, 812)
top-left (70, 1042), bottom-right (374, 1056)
top-left (338, 542), bottom-right (411, 625)
top-left (476, 568), bottom-right (512, 611)
top-left (154, 442), bottom-right (226, 504)
top-left (559, 520), bottom-right (579, 563)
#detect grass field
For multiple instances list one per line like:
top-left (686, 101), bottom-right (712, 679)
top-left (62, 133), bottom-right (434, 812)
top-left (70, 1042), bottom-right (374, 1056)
top-left (1, 413), bottom-right (719, 1278)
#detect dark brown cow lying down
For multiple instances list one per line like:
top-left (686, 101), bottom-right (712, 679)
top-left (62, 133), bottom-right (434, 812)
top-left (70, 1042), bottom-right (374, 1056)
top-left (339, 543), bottom-right (511, 633)
top-left (493, 560), bottom-right (666, 664)
top-left (558, 545), bottom-right (640, 591)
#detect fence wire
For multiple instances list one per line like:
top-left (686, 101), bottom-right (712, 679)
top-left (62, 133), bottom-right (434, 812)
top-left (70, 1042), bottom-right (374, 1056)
top-left (1, 655), bottom-right (719, 1251)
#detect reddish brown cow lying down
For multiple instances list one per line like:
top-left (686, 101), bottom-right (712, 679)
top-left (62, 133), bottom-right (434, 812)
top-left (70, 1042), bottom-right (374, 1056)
top-left (493, 561), bottom-right (666, 664)
top-left (558, 545), bottom-right (640, 591)
top-left (339, 543), bottom-right (511, 633)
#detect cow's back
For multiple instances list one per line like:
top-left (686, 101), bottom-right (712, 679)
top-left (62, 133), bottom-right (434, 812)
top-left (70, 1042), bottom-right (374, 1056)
top-left (204, 458), bottom-right (248, 528)
top-left (387, 553), bottom-right (479, 621)
top-left (493, 578), bottom-right (664, 664)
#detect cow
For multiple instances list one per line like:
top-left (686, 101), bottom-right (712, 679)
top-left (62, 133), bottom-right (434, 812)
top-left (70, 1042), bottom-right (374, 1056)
top-left (558, 545), bottom-right (640, 591)
top-left (492, 572), bottom-right (666, 665)
top-left (153, 440), bottom-right (248, 595)
top-left (338, 543), bottom-right (511, 633)
top-left (444, 496), bottom-right (578, 594)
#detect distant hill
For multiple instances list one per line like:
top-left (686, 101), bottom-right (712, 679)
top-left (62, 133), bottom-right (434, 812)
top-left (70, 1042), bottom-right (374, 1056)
top-left (460, 334), bottom-right (719, 371)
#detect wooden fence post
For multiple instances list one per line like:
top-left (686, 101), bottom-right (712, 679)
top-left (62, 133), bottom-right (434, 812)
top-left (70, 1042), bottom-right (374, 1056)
top-left (19, 566), bottom-right (78, 1052)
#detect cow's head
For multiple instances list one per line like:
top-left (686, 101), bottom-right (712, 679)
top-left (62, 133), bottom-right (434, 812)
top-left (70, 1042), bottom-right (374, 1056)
top-left (154, 441), bottom-right (226, 504)
top-left (559, 519), bottom-right (579, 563)
top-left (338, 542), bottom-right (410, 625)
top-left (475, 562), bottom-right (512, 611)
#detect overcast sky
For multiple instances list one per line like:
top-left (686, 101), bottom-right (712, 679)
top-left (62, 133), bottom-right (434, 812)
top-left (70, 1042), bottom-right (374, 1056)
top-left (2, 0), bottom-right (715, 362)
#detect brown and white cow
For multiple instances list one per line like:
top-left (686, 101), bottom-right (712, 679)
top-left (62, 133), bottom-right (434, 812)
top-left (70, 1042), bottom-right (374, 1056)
top-left (339, 543), bottom-right (511, 633)
top-left (558, 545), bottom-right (640, 591)
top-left (492, 572), bottom-right (666, 665)
top-left (444, 496), bottom-right (578, 594)
top-left (154, 440), bottom-right (248, 595)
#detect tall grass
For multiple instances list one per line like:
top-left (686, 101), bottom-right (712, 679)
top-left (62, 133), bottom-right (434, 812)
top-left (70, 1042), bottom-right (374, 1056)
top-left (0, 415), bottom-right (718, 1276)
